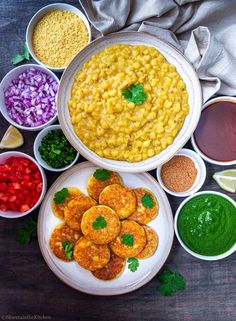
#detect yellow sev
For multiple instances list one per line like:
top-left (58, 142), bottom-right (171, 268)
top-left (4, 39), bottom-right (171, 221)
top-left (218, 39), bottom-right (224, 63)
top-left (32, 10), bottom-right (88, 68)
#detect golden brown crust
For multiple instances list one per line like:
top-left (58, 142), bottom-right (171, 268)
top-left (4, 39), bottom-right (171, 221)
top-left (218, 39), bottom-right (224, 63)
top-left (64, 195), bottom-right (97, 231)
top-left (136, 226), bottom-right (158, 259)
top-left (81, 205), bottom-right (120, 244)
top-left (110, 220), bottom-right (146, 258)
top-left (92, 251), bottom-right (126, 280)
top-left (128, 188), bottom-right (158, 224)
top-left (49, 223), bottom-right (82, 262)
top-left (73, 236), bottom-right (110, 271)
top-left (52, 187), bottom-right (82, 220)
top-left (99, 184), bottom-right (136, 219)
top-left (87, 171), bottom-right (122, 201)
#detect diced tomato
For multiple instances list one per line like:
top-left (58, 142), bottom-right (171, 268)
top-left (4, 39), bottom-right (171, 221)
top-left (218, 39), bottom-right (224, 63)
top-left (0, 156), bottom-right (43, 214)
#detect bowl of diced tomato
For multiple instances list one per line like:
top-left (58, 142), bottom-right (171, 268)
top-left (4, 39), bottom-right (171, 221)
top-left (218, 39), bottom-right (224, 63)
top-left (0, 151), bottom-right (46, 218)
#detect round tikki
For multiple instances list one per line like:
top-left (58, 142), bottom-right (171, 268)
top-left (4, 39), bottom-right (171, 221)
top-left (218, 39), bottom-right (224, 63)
top-left (92, 251), bottom-right (126, 280)
top-left (99, 184), bottom-right (136, 219)
top-left (128, 188), bottom-right (158, 224)
top-left (87, 169), bottom-right (122, 201)
top-left (64, 195), bottom-right (97, 231)
top-left (52, 187), bottom-right (82, 220)
top-left (73, 236), bottom-right (110, 271)
top-left (81, 205), bottom-right (120, 244)
top-left (49, 223), bottom-right (82, 262)
top-left (110, 220), bottom-right (146, 258)
top-left (136, 226), bottom-right (158, 259)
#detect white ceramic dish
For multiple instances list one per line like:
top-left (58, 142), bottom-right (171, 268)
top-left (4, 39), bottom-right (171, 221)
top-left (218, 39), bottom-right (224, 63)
top-left (26, 3), bottom-right (91, 72)
top-left (191, 96), bottom-right (236, 166)
top-left (57, 31), bottom-right (202, 173)
top-left (174, 190), bottom-right (236, 261)
top-left (156, 148), bottom-right (206, 197)
top-left (0, 64), bottom-right (59, 131)
top-left (0, 151), bottom-right (47, 219)
top-left (38, 161), bottom-right (174, 295)
top-left (33, 124), bottom-right (79, 172)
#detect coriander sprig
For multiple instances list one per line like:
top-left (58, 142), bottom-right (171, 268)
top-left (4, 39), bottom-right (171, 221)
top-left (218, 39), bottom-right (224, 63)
top-left (127, 258), bottom-right (139, 272)
top-left (92, 215), bottom-right (107, 230)
top-left (54, 188), bottom-right (69, 204)
top-left (121, 234), bottom-right (134, 247)
top-left (11, 43), bottom-right (31, 65)
top-left (157, 268), bottom-right (186, 296)
top-left (62, 241), bottom-right (74, 259)
top-left (93, 169), bottom-right (110, 181)
top-left (141, 194), bottom-right (154, 208)
top-left (122, 84), bottom-right (147, 105)
top-left (16, 217), bottom-right (37, 245)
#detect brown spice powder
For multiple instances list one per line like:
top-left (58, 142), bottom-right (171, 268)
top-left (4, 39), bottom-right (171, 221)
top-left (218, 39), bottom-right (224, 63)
top-left (161, 155), bottom-right (198, 192)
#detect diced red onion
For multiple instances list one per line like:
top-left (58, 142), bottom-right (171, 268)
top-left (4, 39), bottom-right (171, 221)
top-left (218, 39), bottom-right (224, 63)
top-left (4, 67), bottom-right (58, 128)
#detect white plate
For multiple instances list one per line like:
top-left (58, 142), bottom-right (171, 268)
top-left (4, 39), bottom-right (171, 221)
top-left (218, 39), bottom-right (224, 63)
top-left (38, 161), bottom-right (174, 295)
top-left (58, 31), bottom-right (202, 172)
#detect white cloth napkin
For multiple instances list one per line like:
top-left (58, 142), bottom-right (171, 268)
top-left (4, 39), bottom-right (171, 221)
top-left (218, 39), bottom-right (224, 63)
top-left (79, 0), bottom-right (236, 102)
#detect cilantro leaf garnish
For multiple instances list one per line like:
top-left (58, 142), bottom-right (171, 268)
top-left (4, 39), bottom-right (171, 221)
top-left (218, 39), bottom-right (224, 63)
top-left (11, 43), bottom-right (31, 65)
top-left (141, 194), bottom-right (154, 208)
top-left (93, 169), bottom-right (110, 181)
top-left (92, 215), bottom-right (107, 230)
top-left (157, 268), bottom-right (186, 296)
top-left (53, 188), bottom-right (69, 204)
top-left (127, 258), bottom-right (139, 272)
top-left (121, 84), bottom-right (147, 105)
top-left (16, 217), bottom-right (37, 245)
top-left (62, 241), bottom-right (74, 259)
top-left (121, 234), bottom-right (134, 247)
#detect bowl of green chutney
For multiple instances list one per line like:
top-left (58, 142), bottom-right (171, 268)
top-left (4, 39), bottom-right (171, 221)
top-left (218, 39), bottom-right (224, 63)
top-left (174, 191), bottom-right (236, 260)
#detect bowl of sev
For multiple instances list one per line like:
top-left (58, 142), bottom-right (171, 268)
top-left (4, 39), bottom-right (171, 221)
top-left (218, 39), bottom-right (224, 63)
top-left (57, 32), bottom-right (202, 172)
top-left (26, 3), bottom-right (91, 72)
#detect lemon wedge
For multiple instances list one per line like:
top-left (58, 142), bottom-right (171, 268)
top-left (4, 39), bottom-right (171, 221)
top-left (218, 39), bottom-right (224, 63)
top-left (213, 170), bottom-right (236, 193)
top-left (0, 125), bottom-right (24, 149)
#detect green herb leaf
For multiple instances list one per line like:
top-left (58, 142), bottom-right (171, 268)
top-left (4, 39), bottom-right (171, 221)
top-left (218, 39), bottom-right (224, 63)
top-left (11, 43), bottom-right (31, 65)
top-left (127, 257), bottom-right (139, 272)
top-left (157, 268), bottom-right (186, 296)
top-left (121, 234), bottom-right (134, 247)
top-left (121, 84), bottom-right (147, 105)
top-left (54, 188), bottom-right (69, 204)
top-left (16, 217), bottom-right (37, 245)
top-left (141, 194), bottom-right (154, 208)
top-left (62, 241), bottom-right (74, 259)
top-left (92, 215), bottom-right (107, 230)
top-left (93, 169), bottom-right (111, 181)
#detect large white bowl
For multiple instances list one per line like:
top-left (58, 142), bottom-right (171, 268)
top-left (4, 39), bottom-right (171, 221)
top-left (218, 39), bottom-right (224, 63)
top-left (0, 151), bottom-right (47, 219)
top-left (58, 32), bottom-right (202, 172)
top-left (0, 64), bottom-right (59, 131)
top-left (174, 191), bottom-right (236, 261)
top-left (26, 3), bottom-right (91, 73)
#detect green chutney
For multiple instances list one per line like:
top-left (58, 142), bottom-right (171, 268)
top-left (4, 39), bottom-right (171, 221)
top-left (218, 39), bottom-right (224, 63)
top-left (177, 194), bottom-right (236, 256)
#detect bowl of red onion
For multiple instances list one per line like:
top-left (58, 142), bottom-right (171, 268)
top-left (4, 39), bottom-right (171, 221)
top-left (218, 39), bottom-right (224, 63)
top-left (0, 64), bottom-right (59, 131)
top-left (0, 151), bottom-right (47, 218)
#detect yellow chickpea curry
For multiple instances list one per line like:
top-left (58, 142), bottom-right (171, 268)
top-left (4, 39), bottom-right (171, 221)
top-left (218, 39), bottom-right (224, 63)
top-left (69, 44), bottom-right (189, 162)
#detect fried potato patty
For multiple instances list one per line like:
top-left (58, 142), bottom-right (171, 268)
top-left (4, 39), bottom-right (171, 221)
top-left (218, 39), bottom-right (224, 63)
top-left (99, 184), bottom-right (136, 219)
top-left (136, 226), bottom-right (158, 259)
top-left (87, 171), bottom-right (122, 201)
top-left (92, 251), bottom-right (126, 280)
top-left (110, 220), bottom-right (146, 258)
top-left (64, 195), bottom-right (97, 231)
top-left (52, 187), bottom-right (82, 220)
top-left (81, 205), bottom-right (120, 244)
top-left (128, 188), bottom-right (158, 224)
top-left (49, 223), bottom-right (82, 262)
top-left (73, 236), bottom-right (110, 271)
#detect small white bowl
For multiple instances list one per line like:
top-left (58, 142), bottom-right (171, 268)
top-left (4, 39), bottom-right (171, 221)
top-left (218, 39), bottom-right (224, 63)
top-left (174, 191), bottom-right (236, 260)
top-left (0, 151), bottom-right (47, 219)
top-left (191, 96), bottom-right (236, 166)
top-left (33, 124), bottom-right (79, 172)
top-left (26, 3), bottom-right (91, 73)
top-left (0, 64), bottom-right (59, 131)
top-left (156, 148), bottom-right (206, 197)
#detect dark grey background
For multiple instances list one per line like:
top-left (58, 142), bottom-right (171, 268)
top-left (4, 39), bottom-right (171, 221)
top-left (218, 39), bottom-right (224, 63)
top-left (0, 1), bottom-right (235, 321)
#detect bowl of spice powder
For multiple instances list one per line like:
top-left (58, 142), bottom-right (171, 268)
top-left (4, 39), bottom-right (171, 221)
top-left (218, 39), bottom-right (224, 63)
top-left (156, 148), bottom-right (206, 197)
top-left (26, 3), bottom-right (91, 72)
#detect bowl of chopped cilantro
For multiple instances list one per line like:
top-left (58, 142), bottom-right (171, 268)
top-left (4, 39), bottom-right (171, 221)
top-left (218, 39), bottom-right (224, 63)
top-left (34, 124), bottom-right (79, 171)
